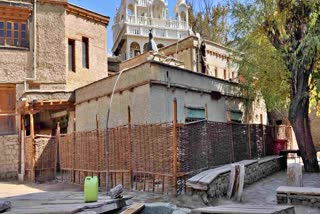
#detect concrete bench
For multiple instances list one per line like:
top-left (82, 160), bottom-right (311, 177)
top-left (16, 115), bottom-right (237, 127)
top-left (277, 186), bottom-right (320, 207)
top-left (191, 204), bottom-right (295, 214)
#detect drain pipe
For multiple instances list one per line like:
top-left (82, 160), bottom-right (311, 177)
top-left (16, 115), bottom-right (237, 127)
top-left (24, 0), bottom-right (37, 92)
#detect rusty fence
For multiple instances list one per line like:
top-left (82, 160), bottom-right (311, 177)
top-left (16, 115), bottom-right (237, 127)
top-left (58, 121), bottom-right (292, 194)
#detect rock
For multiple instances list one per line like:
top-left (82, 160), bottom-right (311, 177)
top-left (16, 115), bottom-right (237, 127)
top-left (0, 201), bottom-right (11, 212)
top-left (141, 203), bottom-right (176, 214)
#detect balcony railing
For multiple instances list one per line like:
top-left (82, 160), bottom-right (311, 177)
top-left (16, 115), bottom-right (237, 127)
top-left (137, 0), bottom-right (148, 7)
top-left (127, 25), bottom-right (189, 39)
top-left (127, 15), bottom-right (188, 30)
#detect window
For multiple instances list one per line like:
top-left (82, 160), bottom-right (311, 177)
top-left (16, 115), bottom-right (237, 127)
top-left (82, 37), bottom-right (89, 69)
top-left (215, 67), bottom-right (218, 77)
top-left (230, 111), bottom-right (243, 123)
top-left (0, 86), bottom-right (16, 135)
top-left (68, 39), bottom-right (75, 72)
top-left (185, 107), bottom-right (205, 123)
top-left (224, 69), bottom-right (227, 80)
top-left (0, 20), bottom-right (28, 47)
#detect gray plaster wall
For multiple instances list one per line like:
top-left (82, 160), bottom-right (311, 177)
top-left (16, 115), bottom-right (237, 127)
top-left (150, 85), bottom-right (226, 123)
top-left (75, 84), bottom-right (151, 131)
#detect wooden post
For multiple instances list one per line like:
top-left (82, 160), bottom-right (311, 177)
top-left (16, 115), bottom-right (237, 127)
top-left (128, 106), bottom-right (133, 189)
top-left (229, 123), bottom-right (235, 163)
top-left (205, 104), bottom-right (208, 120)
top-left (54, 122), bottom-right (60, 179)
top-left (96, 114), bottom-right (100, 184)
top-left (29, 110), bottom-right (35, 182)
top-left (248, 124), bottom-right (251, 159)
top-left (261, 120), bottom-right (266, 156)
top-left (173, 98), bottom-right (178, 195)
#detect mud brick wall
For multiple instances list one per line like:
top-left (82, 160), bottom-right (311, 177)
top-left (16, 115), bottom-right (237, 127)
top-left (0, 135), bottom-right (19, 180)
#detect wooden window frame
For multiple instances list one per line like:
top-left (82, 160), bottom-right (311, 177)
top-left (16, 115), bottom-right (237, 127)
top-left (0, 20), bottom-right (28, 48)
top-left (68, 39), bottom-right (76, 72)
top-left (0, 86), bottom-right (16, 135)
top-left (82, 37), bottom-right (89, 69)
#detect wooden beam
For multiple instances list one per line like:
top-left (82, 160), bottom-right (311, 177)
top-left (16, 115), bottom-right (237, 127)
top-left (54, 123), bottom-right (60, 179)
top-left (172, 98), bottom-right (178, 195)
top-left (205, 104), bottom-right (208, 120)
top-left (29, 110), bottom-right (35, 182)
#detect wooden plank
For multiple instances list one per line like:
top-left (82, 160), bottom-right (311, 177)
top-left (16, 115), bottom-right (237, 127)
top-left (198, 166), bottom-right (231, 185)
top-left (191, 205), bottom-right (295, 214)
top-left (120, 203), bottom-right (144, 214)
top-left (236, 164), bottom-right (245, 202)
top-left (276, 186), bottom-right (320, 195)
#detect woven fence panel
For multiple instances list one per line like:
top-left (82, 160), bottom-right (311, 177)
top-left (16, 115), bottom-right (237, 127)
top-left (34, 137), bottom-right (57, 181)
top-left (131, 123), bottom-right (174, 193)
top-left (207, 121), bottom-right (233, 166)
top-left (24, 136), bottom-right (33, 181)
top-left (232, 123), bottom-right (249, 162)
top-left (250, 124), bottom-right (264, 158)
top-left (59, 134), bottom-right (75, 183)
top-left (177, 121), bottom-right (208, 174)
top-left (265, 125), bottom-right (275, 156)
top-left (59, 124), bottom-right (174, 193)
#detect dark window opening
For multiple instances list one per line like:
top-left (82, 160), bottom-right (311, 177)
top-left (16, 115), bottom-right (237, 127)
top-left (82, 37), bottom-right (89, 69)
top-left (68, 39), bottom-right (75, 72)
top-left (185, 107), bottom-right (205, 123)
top-left (231, 111), bottom-right (243, 124)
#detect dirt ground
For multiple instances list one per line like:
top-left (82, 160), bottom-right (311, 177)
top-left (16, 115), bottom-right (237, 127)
top-left (1, 172), bottom-right (320, 214)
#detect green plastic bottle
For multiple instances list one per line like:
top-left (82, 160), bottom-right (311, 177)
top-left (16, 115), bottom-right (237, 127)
top-left (84, 176), bottom-right (99, 203)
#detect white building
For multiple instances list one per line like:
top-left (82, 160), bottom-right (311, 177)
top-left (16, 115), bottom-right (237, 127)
top-left (112, 0), bottom-right (190, 60)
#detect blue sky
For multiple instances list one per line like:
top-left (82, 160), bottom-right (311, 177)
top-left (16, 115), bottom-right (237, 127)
top-left (69, 0), bottom-right (178, 54)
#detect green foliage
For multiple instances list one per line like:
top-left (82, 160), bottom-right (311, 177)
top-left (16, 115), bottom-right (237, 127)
top-left (187, 0), bottom-right (230, 44)
top-left (231, 0), bottom-right (320, 114)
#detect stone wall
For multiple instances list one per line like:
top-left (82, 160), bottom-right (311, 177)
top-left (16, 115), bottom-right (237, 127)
top-left (204, 156), bottom-right (284, 199)
top-left (0, 135), bottom-right (19, 180)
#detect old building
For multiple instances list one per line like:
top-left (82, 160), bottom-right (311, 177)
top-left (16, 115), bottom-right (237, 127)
top-left (75, 52), bottom-right (267, 131)
top-left (112, 0), bottom-right (190, 60)
top-left (0, 0), bottom-right (109, 179)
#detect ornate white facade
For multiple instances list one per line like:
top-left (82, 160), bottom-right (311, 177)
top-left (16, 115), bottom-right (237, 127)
top-left (112, 0), bottom-right (190, 60)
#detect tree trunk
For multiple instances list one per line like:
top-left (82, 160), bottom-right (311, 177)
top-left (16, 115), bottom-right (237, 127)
top-left (289, 70), bottom-right (319, 172)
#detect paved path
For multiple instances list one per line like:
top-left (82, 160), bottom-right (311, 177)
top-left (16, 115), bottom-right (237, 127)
top-left (233, 172), bottom-right (320, 214)
top-left (1, 172), bottom-right (320, 213)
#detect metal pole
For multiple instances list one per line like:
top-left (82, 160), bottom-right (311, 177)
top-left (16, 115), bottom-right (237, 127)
top-left (106, 69), bottom-right (125, 194)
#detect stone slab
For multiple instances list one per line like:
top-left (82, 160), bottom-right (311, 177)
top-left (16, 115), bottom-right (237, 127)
top-left (277, 186), bottom-right (320, 196)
